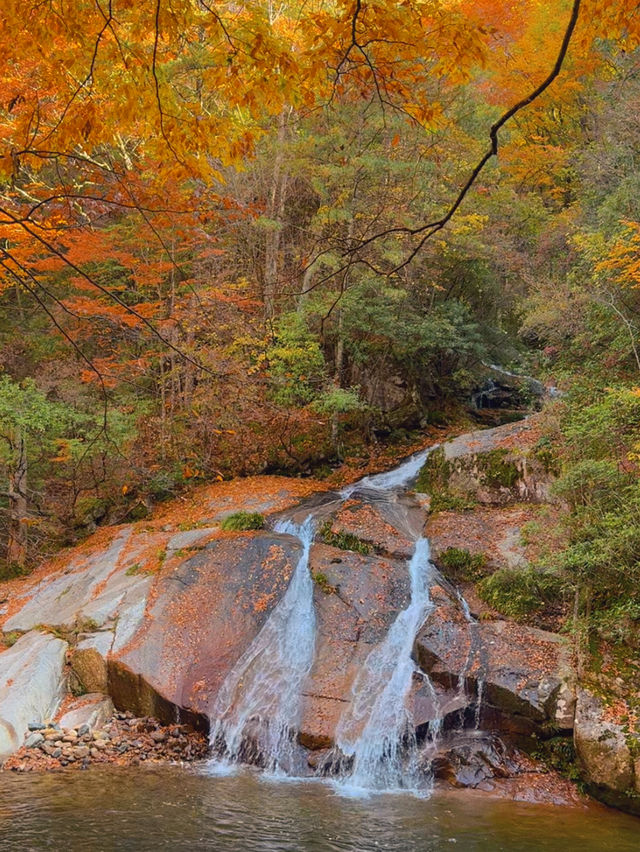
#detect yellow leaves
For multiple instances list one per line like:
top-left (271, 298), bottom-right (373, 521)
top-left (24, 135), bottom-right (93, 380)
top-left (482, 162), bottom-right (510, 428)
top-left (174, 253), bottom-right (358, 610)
top-left (450, 213), bottom-right (488, 236)
top-left (597, 222), bottom-right (640, 289)
top-left (51, 439), bottom-right (72, 464)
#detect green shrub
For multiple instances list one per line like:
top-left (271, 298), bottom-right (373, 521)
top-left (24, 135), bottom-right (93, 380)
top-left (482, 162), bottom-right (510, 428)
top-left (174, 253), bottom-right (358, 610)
top-left (532, 736), bottom-right (582, 784)
top-left (478, 567), bottom-right (564, 620)
top-left (438, 547), bottom-right (488, 582)
top-left (220, 511), bottom-right (265, 532)
top-left (313, 572), bottom-right (336, 594)
top-left (0, 560), bottom-right (29, 581)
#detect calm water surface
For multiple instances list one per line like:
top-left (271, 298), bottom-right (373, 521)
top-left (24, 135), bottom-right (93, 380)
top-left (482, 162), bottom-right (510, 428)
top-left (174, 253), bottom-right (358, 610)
top-left (0, 765), bottom-right (639, 851)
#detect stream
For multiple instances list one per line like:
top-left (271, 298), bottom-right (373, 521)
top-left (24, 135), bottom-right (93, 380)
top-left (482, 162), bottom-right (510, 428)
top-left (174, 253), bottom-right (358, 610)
top-left (1, 766), bottom-right (639, 851)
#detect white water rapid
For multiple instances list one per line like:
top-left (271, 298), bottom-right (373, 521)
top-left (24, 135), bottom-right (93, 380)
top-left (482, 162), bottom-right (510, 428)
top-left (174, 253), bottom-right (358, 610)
top-left (333, 536), bottom-right (436, 795)
top-left (209, 516), bottom-right (316, 774)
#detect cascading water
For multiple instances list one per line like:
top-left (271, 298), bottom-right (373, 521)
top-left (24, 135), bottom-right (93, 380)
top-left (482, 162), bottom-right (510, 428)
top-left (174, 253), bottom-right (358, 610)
top-left (209, 516), bottom-right (316, 774)
top-left (332, 537), bottom-right (437, 794)
top-left (207, 443), bottom-right (466, 793)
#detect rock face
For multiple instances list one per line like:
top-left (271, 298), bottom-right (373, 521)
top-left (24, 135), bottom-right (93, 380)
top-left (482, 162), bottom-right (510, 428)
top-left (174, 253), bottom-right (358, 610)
top-left (0, 441), bottom-right (584, 808)
top-left (0, 632), bottom-right (68, 760)
top-left (419, 418), bottom-right (554, 506)
top-left (413, 585), bottom-right (575, 735)
top-left (574, 687), bottom-right (640, 813)
top-left (299, 543), bottom-right (411, 748)
top-left (109, 533), bottom-right (301, 723)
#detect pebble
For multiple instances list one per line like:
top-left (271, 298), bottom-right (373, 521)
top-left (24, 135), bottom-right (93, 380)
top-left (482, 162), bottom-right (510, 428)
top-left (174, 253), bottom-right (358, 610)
top-left (27, 722), bottom-right (46, 732)
top-left (150, 730), bottom-right (167, 743)
top-left (24, 733), bottom-right (44, 748)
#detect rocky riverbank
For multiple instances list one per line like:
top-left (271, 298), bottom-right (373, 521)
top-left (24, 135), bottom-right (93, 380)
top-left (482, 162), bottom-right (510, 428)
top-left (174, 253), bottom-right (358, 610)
top-left (5, 701), bottom-right (208, 773)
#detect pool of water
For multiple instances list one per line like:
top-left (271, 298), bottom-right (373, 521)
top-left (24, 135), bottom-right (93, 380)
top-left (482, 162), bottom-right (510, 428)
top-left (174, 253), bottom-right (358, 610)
top-left (1, 765), bottom-right (639, 851)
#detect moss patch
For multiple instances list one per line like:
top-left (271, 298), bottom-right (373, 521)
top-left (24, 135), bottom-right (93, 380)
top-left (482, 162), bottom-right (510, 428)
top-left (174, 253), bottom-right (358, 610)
top-left (319, 520), bottom-right (372, 554)
top-left (313, 571), bottom-right (337, 594)
top-left (220, 511), bottom-right (265, 531)
top-left (475, 448), bottom-right (520, 489)
top-left (415, 446), bottom-right (450, 494)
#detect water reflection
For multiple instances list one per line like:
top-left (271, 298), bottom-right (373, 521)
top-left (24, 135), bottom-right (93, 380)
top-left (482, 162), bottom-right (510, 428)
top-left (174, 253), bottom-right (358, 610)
top-left (0, 766), bottom-right (639, 851)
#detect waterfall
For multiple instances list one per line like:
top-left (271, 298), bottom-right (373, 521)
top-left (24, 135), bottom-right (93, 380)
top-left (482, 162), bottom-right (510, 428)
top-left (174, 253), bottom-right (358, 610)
top-left (332, 537), bottom-right (437, 794)
top-left (207, 443), bottom-right (455, 792)
top-left (209, 516), bottom-right (316, 774)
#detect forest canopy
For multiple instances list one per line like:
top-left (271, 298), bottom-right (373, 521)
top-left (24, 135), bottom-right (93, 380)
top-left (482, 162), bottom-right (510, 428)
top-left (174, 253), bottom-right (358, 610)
top-left (2, 0), bottom-right (640, 570)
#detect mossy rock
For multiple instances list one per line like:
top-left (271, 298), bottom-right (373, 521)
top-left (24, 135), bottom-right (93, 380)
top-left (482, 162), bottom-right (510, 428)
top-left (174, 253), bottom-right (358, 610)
top-left (474, 448), bottom-right (520, 489)
top-left (415, 446), bottom-right (451, 494)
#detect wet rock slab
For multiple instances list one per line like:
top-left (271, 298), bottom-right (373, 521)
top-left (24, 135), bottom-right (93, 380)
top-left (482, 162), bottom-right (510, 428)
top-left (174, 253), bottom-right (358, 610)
top-left (299, 543), bottom-right (411, 749)
top-left (413, 587), bottom-right (575, 733)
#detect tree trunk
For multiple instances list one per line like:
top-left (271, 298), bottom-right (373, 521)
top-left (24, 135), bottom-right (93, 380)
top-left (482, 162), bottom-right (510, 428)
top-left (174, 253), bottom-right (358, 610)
top-left (263, 108), bottom-right (290, 322)
top-left (7, 432), bottom-right (28, 567)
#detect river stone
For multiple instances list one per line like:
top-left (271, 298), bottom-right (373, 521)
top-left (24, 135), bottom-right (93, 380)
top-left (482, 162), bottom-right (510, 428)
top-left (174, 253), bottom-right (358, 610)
top-left (24, 732), bottom-right (45, 748)
top-left (0, 631), bottom-right (68, 760)
top-left (574, 688), bottom-right (636, 796)
top-left (58, 694), bottom-right (114, 731)
top-left (413, 587), bottom-right (575, 731)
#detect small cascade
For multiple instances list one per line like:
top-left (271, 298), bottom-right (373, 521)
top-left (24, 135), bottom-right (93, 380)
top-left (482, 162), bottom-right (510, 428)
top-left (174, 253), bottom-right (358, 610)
top-left (209, 517), bottom-right (316, 774)
top-left (340, 448), bottom-right (431, 498)
top-left (331, 538), bottom-right (437, 794)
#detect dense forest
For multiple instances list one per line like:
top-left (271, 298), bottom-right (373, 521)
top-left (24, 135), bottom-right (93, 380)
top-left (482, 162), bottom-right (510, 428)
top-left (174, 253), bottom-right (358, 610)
top-left (3, 0), bottom-right (640, 707)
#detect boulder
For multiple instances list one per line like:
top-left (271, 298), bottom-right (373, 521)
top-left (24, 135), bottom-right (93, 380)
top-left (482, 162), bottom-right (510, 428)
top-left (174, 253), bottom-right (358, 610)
top-left (0, 631), bottom-right (68, 760)
top-left (109, 532), bottom-right (302, 723)
top-left (413, 588), bottom-right (575, 733)
top-left (298, 543), bottom-right (411, 749)
top-left (325, 500), bottom-right (417, 559)
top-left (574, 687), bottom-right (640, 812)
top-left (419, 418), bottom-right (554, 506)
top-left (58, 694), bottom-right (114, 730)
